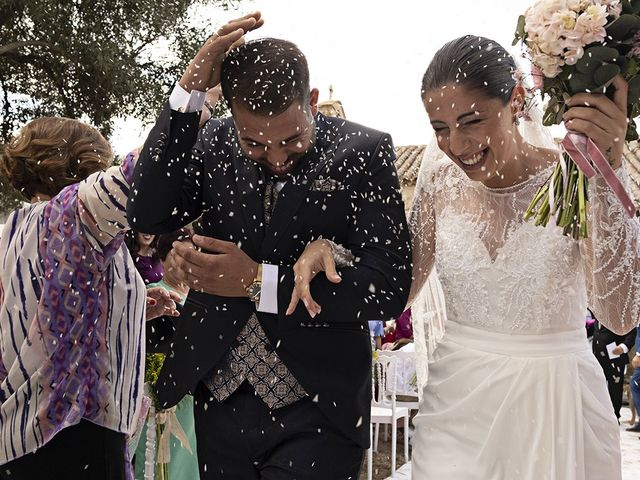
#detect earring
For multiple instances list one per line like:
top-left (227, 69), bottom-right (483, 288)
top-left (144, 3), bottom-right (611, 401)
top-left (512, 97), bottom-right (524, 126)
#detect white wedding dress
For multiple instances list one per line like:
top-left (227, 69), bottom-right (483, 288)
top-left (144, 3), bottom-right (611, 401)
top-left (409, 156), bottom-right (640, 480)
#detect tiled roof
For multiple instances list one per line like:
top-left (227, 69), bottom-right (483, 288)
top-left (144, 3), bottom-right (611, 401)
top-left (394, 145), bottom-right (425, 185)
top-left (396, 143), bottom-right (640, 210)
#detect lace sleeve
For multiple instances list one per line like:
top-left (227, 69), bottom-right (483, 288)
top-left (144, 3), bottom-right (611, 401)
top-left (326, 240), bottom-right (355, 267)
top-left (407, 156), bottom-right (439, 306)
top-left (582, 167), bottom-right (640, 335)
top-left (406, 147), bottom-right (448, 397)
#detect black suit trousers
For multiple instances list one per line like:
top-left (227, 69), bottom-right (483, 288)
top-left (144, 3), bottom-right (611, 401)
top-left (593, 327), bottom-right (629, 419)
top-left (0, 420), bottom-right (126, 480)
top-left (193, 382), bottom-right (364, 479)
top-left (594, 353), bottom-right (626, 419)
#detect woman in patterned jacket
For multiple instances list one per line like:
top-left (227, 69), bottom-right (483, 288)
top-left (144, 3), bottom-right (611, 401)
top-left (0, 117), bottom-right (179, 480)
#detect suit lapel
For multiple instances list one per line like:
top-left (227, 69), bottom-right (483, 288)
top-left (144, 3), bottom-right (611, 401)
top-left (231, 138), bottom-right (265, 256)
top-left (260, 115), bottom-right (345, 256)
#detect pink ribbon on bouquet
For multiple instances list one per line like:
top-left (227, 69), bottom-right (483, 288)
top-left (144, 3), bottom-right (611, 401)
top-left (561, 132), bottom-right (635, 218)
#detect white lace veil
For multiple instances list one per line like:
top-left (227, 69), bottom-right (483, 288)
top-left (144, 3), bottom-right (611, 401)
top-left (410, 58), bottom-right (558, 398)
top-left (410, 140), bottom-right (448, 401)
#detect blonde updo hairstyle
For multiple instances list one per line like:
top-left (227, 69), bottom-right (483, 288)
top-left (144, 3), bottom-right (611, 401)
top-left (0, 117), bottom-right (112, 200)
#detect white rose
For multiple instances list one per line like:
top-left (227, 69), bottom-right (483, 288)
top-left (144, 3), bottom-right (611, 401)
top-left (608, 4), bottom-right (623, 18)
top-left (534, 52), bottom-right (565, 78)
top-left (524, 6), bottom-right (546, 37)
top-left (599, 0), bottom-right (622, 18)
top-left (564, 45), bottom-right (585, 65)
top-left (539, 27), bottom-right (570, 56)
top-left (541, 0), bottom-right (569, 14)
top-left (550, 9), bottom-right (578, 31)
top-left (566, 0), bottom-right (592, 12)
top-left (575, 4), bottom-right (608, 44)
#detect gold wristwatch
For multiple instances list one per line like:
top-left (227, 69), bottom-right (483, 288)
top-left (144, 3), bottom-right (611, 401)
top-left (245, 263), bottom-right (263, 304)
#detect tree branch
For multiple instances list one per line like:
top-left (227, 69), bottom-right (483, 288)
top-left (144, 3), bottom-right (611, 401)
top-left (0, 41), bottom-right (72, 57)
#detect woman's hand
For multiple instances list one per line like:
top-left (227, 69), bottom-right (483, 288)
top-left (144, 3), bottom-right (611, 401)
top-left (146, 287), bottom-right (181, 321)
top-left (563, 75), bottom-right (628, 169)
top-left (286, 239), bottom-right (342, 317)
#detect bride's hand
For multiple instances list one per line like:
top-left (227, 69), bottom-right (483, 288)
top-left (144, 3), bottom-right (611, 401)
top-left (286, 239), bottom-right (342, 317)
top-left (562, 75), bottom-right (628, 169)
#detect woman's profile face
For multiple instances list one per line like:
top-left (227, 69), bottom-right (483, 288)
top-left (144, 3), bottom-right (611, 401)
top-left (423, 84), bottom-right (515, 185)
top-left (137, 233), bottom-right (155, 248)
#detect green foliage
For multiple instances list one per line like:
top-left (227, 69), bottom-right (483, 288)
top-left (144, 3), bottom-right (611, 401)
top-left (0, 0), bottom-right (236, 217)
top-left (145, 353), bottom-right (166, 386)
top-left (144, 352), bottom-right (166, 409)
top-left (0, 0), bottom-right (237, 139)
top-left (513, 15), bottom-right (526, 46)
top-left (607, 13), bottom-right (640, 40)
top-left (0, 176), bottom-right (24, 219)
top-left (624, 0), bottom-right (640, 15)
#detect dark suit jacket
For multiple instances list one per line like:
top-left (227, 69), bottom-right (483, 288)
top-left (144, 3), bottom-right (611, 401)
top-left (127, 106), bottom-right (412, 447)
top-left (592, 320), bottom-right (637, 365)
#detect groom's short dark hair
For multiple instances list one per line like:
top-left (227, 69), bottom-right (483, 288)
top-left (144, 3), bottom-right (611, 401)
top-left (221, 38), bottom-right (311, 116)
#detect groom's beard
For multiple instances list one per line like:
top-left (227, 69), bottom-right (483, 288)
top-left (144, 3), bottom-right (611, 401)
top-left (287, 120), bottom-right (317, 178)
top-left (246, 117), bottom-right (317, 179)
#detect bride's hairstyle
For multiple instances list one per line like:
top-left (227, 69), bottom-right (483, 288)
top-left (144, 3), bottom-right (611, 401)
top-left (421, 35), bottom-right (517, 106)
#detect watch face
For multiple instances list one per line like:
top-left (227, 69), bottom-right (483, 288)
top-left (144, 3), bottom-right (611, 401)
top-left (247, 282), bottom-right (261, 300)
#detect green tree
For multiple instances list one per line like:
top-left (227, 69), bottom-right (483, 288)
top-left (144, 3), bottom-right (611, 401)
top-left (0, 0), bottom-right (236, 217)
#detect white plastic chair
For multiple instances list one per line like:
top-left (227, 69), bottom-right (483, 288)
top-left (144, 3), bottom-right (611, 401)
top-left (366, 353), bottom-right (410, 479)
top-left (380, 349), bottom-right (420, 461)
top-left (383, 349), bottom-right (420, 411)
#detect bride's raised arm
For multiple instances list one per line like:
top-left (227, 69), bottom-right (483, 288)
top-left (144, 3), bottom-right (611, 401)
top-left (582, 169), bottom-right (640, 335)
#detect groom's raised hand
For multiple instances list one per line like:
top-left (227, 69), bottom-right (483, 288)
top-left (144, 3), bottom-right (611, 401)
top-left (179, 11), bottom-right (264, 93)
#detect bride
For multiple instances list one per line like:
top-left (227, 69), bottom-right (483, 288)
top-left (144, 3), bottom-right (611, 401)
top-left (287, 35), bottom-right (639, 479)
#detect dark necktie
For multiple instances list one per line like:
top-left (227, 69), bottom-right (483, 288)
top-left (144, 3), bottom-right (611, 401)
top-left (263, 178), bottom-right (280, 227)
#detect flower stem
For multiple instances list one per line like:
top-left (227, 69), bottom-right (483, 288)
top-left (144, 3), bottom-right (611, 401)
top-left (524, 151), bottom-right (591, 239)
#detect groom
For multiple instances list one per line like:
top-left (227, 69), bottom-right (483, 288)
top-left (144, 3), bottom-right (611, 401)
top-left (128, 12), bottom-right (411, 479)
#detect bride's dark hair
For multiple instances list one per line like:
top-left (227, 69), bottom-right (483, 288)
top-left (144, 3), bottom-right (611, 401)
top-left (421, 35), bottom-right (517, 106)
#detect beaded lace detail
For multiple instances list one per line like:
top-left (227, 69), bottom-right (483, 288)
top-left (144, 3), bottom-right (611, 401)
top-left (408, 158), bottom-right (640, 335)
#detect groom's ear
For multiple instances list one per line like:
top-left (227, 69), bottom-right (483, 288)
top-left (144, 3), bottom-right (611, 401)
top-left (309, 88), bottom-right (319, 116)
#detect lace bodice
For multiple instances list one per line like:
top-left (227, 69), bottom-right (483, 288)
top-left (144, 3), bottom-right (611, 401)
top-left (409, 158), bottom-right (640, 335)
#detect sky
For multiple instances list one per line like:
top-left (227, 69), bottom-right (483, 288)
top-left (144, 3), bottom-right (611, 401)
top-left (111, 0), bottom-right (539, 155)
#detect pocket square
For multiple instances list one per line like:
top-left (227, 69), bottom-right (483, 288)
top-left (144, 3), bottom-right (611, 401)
top-left (310, 177), bottom-right (344, 192)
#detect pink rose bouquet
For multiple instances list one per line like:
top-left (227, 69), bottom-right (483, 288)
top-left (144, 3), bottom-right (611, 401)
top-left (515, 0), bottom-right (639, 238)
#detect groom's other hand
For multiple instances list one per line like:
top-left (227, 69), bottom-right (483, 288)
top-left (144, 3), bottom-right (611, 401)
top-left (168, 234), bottom-right (259, 297)
top-left (179, 11), bottom-right (264, 93)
